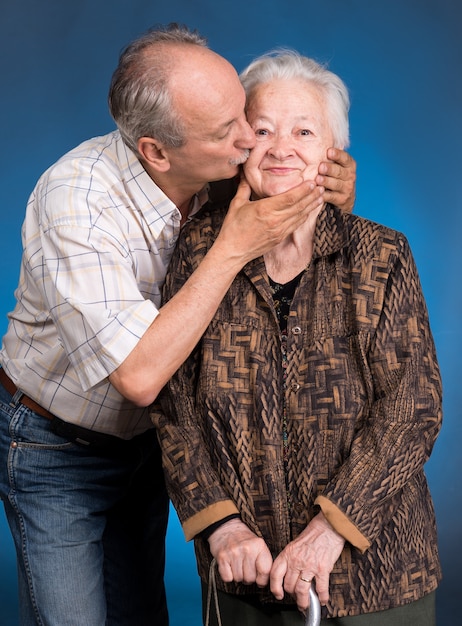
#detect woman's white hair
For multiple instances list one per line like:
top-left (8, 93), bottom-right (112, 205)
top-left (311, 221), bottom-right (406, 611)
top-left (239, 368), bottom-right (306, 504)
top-left (239, 49), bottom-right (350, 149)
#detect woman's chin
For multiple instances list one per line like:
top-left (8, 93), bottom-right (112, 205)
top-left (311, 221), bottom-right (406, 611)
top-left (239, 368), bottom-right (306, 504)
top-left (251, 181), bottom-right (297, 198)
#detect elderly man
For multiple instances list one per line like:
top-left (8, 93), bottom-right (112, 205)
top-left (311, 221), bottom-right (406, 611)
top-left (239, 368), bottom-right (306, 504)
top-left (0, 24), bottom-right (356, 625)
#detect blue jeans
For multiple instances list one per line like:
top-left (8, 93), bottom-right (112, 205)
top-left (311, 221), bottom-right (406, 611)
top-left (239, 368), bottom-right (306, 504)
top-left (0, 382), bottom-right (169, 625)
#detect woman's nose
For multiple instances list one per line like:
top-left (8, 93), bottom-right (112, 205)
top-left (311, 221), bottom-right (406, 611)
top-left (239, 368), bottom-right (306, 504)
top-left (268, 134), bottom-right (294, 159)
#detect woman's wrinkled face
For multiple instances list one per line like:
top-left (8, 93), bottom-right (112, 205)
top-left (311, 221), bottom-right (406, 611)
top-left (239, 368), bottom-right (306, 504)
top-left (243, 78), bottom-right (334, 199)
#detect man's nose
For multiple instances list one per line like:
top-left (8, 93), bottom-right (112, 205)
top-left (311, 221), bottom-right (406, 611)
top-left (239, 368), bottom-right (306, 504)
top-left (236, 116), bottom-right (256, 149)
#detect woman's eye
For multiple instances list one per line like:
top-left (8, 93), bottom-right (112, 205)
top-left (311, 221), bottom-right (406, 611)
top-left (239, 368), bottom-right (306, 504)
top-left (300, 129), bottom-right (312, 136)
top-left (255, 128), bottom-right (269, 136)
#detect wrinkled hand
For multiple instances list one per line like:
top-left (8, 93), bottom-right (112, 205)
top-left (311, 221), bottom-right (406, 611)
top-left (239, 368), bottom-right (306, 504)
top-left (208, 518), bottom-right (273, 588)
top-left (270, 512), bottom-right (345, 612)
top-left (218, 175), bottom-right (325, 267)
top-left (317, 148), bottom-right (356, 213)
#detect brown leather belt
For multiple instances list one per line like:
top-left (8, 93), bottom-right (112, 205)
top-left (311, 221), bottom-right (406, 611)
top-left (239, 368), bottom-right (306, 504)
top-left (0, 367), bottom-right (134, 453)
top-left (0, 367), bottom-right (55, 421)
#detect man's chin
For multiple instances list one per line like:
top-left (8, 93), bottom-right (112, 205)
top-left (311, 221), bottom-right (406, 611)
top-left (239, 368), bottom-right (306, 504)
top-left (220, 164), bottom-right (241, 179)
top-left (208, 168), bottom-right (240, 184)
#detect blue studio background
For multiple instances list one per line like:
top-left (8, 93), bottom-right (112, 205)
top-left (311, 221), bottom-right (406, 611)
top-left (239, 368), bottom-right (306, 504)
top-left (0, 1), bottom-right (460, 624)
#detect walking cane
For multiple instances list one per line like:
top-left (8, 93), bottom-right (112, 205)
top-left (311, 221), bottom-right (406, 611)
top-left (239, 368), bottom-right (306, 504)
top-left (305, 583), bottom-right (321, 626)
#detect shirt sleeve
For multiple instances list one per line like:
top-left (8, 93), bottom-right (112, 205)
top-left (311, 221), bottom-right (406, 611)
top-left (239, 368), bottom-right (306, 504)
top-left (36, 221), bottom-right (159, 392)
top-left (315, 234), bottom-right (442, 548)
top-left (25, 147), bottom-right (170, 392)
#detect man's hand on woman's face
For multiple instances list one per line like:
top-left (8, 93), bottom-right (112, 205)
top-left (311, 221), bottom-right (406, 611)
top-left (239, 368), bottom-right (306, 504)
top-left (316, 148), bottom-right (356, 213)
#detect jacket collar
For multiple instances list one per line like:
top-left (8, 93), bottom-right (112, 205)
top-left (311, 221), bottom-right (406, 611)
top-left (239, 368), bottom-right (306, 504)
top-left (244, 203), bottom-right (349, 279)
top-left (312, 203), bottom-right (349, 260)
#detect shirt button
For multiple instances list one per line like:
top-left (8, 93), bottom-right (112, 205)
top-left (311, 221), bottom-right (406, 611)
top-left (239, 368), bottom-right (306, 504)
top-left (292, 326), bottom-right (302, 335)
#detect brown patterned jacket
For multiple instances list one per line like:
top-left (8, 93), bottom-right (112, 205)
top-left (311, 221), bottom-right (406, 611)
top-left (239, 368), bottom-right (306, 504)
top-left (154, 202), bottom-right (442, 618)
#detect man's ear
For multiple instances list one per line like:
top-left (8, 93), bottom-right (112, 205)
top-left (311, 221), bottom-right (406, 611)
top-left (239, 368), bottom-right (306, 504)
top-left (137, 137), bottom-right (171, 172)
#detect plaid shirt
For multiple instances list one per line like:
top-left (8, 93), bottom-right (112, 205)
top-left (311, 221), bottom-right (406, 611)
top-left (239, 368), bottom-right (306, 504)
top-left (1, 130), bottom-right (204, 438)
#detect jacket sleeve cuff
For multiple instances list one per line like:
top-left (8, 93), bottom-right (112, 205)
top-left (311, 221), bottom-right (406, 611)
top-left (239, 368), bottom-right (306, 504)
top-left (182, 500), bottom-right (240, 541)
top-left (315, 495), bottom-right (371, 553)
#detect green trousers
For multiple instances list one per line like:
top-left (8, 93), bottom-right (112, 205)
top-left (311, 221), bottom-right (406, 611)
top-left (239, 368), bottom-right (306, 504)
top-left (201, 585), bottom-right (436, 626)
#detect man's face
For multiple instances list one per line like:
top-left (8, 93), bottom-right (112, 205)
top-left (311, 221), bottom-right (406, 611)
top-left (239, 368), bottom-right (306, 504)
top-left (164, 52), bottom-right (255, 188)
top-left (243, 78), bottom-right (334, 199)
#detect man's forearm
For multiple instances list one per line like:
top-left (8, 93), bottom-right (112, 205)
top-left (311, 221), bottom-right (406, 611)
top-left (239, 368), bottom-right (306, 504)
top-left (109, 239), bottom-right (246, 405)
top-left (110, 179), bottom-right (324, 404)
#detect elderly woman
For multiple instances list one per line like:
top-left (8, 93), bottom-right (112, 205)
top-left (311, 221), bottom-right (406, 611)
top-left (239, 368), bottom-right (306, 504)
top-left (154, 51), bottom-right (442, 625)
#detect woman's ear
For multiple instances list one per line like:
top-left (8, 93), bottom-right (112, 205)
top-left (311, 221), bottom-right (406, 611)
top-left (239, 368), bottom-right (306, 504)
top-left (137, 137), bottom-right (171, 172)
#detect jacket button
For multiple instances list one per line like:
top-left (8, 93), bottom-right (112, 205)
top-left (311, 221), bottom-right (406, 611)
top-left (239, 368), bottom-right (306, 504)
top-left (292, 326), bottom-right (302, 335)
top-left (291, 383), bottom-right (300, 392)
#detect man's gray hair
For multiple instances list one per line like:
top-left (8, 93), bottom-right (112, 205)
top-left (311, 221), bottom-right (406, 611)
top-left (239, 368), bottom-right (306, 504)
top-left (239, 50), bottom-right (350, 149)
top-left (108, 23), bottom-right (208, 155)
